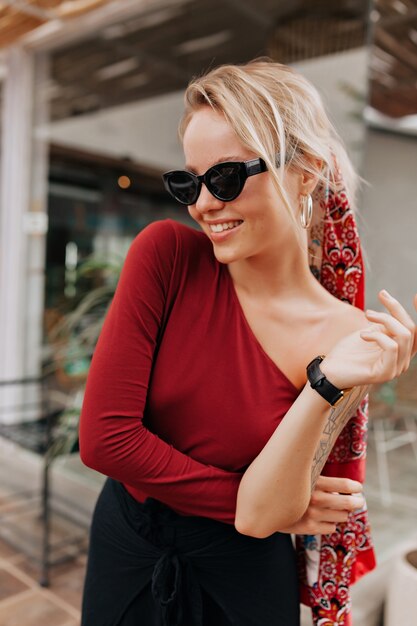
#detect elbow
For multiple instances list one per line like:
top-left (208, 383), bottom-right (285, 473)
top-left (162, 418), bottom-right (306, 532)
top-left (79, 443), bottom-right (94, 470)
top-left (234, 504), bottom-right (307, 539)
top-left (79, 438), bottom-right (104, 474)
top-left (235, 516), bottom-right (272, 539)
top-left (78, 418), bottom-right (109, 475)
top-left (78, 417), bottom-right (95, 470)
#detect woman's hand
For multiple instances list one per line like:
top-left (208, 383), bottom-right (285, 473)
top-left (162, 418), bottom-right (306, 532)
top-left (320, 290), bottom-right (417, 390)
top-left (278, 476), bottom-right (365, 535)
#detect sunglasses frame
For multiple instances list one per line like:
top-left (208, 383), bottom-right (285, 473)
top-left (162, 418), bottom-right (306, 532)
top-left (162, 157), bottom-right (267, 206)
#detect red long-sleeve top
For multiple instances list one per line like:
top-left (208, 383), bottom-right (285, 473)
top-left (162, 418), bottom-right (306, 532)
top-left (79, 219), bottom-right (300, 524)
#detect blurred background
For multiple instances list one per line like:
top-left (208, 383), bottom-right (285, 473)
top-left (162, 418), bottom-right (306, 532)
top-left (0, 1), bottom-right (416, 625)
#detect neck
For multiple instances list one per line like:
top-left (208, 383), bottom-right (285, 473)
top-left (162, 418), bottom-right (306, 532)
top-left (226, 239), bottom-right (327, 305)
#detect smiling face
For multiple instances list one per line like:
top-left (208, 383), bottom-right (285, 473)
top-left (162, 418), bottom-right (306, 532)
top-left (182, 106), bottom-right (302, 265)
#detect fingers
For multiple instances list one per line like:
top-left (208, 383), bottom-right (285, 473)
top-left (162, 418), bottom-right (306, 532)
top-left (302, 520), bottom-right (339, 534)
top-left (283, 520), bottom-right (338, 535)
top-left (309, 506), bottom-right (351, 523)
top-left (291, 475), bottom-right (366, 535)
top-left (378, 290), bottom-right (416, 332)
top-left (360, 327), bottom-right (402, 379)
top-left (365, 290), bottom-right (414, 373)
top-left (298, 500), bottom-right (363, 534)
top-left (316, 523), bottom-right (338, 534)
top-left (311, 489), bottom-right (365, 512)
top-left (312, 477), bottom-right (365, 512)
top-left (364, 313), bottom-right (411, 374)
top-left (366, 308), bottom-right (412, 342)
top-left (315, 476), bottom-right (363, 494)
top-left (303, 476), bottom-right (366, 535)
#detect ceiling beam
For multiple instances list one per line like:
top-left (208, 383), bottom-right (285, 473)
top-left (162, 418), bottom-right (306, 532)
top-left (378, 8), bottom-right (417, 29)
top-left (20, 0), bottom-right (171, 52)
top-left (0, 1), bottom-right (54, 21)
top-left (375, 26), bottom-right (417, 72)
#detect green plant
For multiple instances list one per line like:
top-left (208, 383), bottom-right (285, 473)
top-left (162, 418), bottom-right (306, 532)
top-left (45, 255), bottom-right (123, 372)
top-left (43, 253), bottom-right (124, 461)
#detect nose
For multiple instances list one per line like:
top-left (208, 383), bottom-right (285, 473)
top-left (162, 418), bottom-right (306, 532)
top-left (194, 183), bottom-right (225, 215)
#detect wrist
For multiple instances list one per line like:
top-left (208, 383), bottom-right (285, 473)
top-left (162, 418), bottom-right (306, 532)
top-left (306, 355), bottom-right (350, 407)
top-left (303, 381), bottom-right (333, 412)
top-left (319, 358), bottom-right (350, 392)
top-left (319, 357), bottom-right (342, 388)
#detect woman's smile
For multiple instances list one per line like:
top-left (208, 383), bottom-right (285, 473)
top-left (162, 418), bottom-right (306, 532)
top-left (205, 219), bottom-right (244, 241)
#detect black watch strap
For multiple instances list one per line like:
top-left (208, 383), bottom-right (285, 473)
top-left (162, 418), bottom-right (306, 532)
top-left (306, 355), bottom-right (347, 407)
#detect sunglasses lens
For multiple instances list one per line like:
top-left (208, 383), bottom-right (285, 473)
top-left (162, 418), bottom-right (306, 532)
top-left (163, 162), bottom-right (245, 205)
top-left (208, 164), bottom-right (242, 200)
top-left (166, 172), bottom-right (198, 205)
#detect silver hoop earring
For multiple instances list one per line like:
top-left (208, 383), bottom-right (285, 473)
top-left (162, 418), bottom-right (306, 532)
top-left (299, 194), bottom-right (313, 229)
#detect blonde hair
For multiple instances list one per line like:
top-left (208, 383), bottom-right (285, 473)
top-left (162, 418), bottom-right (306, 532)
top-left (179, 58), bottom-right (359, 231)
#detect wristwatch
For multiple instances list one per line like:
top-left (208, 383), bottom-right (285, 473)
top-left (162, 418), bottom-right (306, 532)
top-left (306, 355), bottom-right (349, 407)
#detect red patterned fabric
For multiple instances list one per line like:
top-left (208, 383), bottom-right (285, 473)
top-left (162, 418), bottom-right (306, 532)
top-left (296, 165), bottom-right (377, 624)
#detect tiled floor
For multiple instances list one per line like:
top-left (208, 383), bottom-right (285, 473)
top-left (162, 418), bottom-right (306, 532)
top-left (0, 477), bottom-right (88, 625)
top-left (0, 535), bottom-right (83, 625)
top-left (0, 425), bottom-right (416, 626)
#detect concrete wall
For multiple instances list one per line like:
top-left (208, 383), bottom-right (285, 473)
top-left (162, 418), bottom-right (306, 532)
top-left (294, 48), bottom-right (368, 173)
top-left (47, 89), bottom-right (186, 171)
top-left (359, 129), bottom-right (417, 312)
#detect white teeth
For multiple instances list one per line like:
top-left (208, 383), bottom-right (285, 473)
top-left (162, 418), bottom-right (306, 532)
top-left (209, 221), bottom-right (242, 233)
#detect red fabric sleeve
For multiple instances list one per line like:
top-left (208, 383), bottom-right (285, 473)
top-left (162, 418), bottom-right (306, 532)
top-left (79, 220), bottom-right (242, 524)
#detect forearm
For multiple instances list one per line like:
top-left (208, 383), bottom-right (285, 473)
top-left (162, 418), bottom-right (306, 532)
top-left (235, 383), bottom-right (369, 538)
top-left (80, 382), bottom-right (243, 525)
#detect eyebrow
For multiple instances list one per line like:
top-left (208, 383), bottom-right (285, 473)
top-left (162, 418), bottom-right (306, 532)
top-left (185, 155), bottom-right (244, 173)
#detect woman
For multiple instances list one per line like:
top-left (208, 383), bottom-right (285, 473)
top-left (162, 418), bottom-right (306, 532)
top-left (79, 59), bottom-right (417, 626)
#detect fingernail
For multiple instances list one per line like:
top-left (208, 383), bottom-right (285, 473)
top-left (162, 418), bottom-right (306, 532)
top-left (381, 290), bottom-right (390, 298)
top-left (366, 309), bottom-right (378, 315)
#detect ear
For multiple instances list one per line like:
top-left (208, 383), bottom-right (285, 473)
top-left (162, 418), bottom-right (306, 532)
top-left (299, 158), bottom-right (323, 196)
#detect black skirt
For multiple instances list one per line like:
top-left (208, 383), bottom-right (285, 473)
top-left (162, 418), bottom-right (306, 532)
top-left (81, 478), bottom-right (300, 626)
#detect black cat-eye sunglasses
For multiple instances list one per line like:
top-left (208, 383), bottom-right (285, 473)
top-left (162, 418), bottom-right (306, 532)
top-left (162, 158), bottom-right (267, 206)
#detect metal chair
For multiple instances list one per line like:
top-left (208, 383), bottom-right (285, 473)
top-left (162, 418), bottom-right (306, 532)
top-left (0, 376), bottom-right (87, 586)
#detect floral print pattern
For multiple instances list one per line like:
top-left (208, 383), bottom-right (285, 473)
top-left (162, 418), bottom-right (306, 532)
top-left (297, 166), bottom-right (376, 625)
